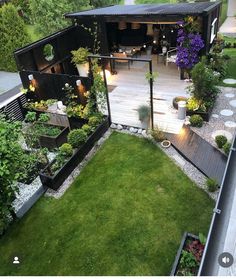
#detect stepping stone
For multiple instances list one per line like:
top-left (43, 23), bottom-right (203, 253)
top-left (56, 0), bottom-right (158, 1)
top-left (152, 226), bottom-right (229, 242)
top-left (212, 130), bottom-right (233, 141)
top-left (223, 78), bottom-right (236, 85)
top-left (220, 109), bottom-right (234, 116)
top-left (225, 121), bottom-right (236, 128)
top-left (229, 99), bottom-right (236, 107)
top-left (225, 93), bottom-right (235, 98)
top-left (212, 114), bottom-right (219, 118)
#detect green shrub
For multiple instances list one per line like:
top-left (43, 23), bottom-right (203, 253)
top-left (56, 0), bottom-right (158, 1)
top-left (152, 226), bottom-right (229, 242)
top-left (82, 124), bottom-right (93, 135)
top-left (59, 143), bottom-right (73, 158)
top-left (215, 135), bottom-right (227, 148)
top-left (151, 127), bottom-right (165, 142)
top-left (38, 113), bottom-right (50, 123)
top-left (67, 129), bottom-right (87, 148)
top-left (71, 47), bottom-right (89, 65)
top-left (88, 115), bottom-right (102, 128)
top-left (206, 178), bottom-right (219, 192)
top-left (223, 142), bottom-right (231, 155)
top-left (137, 105), bottom-right (150, 121)
top-left (0, 3), bottom-right (31, 72)
top-left (25, 111), bottom-right (36, 122)
top-left (189, 114), bottom-right (203, 127)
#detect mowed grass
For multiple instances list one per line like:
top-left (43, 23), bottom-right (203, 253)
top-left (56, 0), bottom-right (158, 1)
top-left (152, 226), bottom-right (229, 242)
top-left (0, 132), bottom-right (214, 276)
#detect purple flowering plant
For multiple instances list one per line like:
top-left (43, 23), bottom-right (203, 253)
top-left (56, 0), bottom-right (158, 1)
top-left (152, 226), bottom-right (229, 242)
top-left (176, 17), bottom-right (204, 70)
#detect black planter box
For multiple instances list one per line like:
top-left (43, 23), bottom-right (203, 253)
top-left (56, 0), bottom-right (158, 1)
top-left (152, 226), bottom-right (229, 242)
top-left (39, 116), bottom-right (109, 190)
top-left (68, 116), bottom-right (87, 129)
top-left (36, 123), bottom-right (69, 149)
top-left (170, 232), bottom-right (200, 276)
top-left (187, 109), bottom-right (212, 122)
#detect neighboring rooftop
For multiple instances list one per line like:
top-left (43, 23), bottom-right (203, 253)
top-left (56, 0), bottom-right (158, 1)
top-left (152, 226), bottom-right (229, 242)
top-left (65, 2), bottom-right (221, 18)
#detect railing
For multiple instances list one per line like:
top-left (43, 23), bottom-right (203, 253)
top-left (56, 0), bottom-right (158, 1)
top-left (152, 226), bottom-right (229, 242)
top-left (166, 47), bottom-right (177, 66)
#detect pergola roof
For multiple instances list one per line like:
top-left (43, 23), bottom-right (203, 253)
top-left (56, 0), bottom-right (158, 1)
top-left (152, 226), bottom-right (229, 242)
top-left (65, 1), bottom-right (221, 18)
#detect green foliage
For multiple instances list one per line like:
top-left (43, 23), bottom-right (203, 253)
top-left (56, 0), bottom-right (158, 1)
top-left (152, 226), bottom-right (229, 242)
top-left (223, 142), bottom-right (231, 155)
top-left (0, 3), bottom-right (31, 72)
top-left (38, 113), bottom-right (50, 123)
top-left (0, 115), bottom-right (24, 234)
top-left (29, 0), bottom-right (90, 37)
top-left (82, 124), bottom-right (93, 134)
top-left (151, 127), bottom-right (166, 142)
top-left (189, 114), bottom-right (203, 128)
top-left (187, 97), bottom-right (202, 112)
top-left (67, 129), bottom-right (87, 148)
top-left (34, 123), bottom-right (61, 137)
top-left (180, 250), bottom-right (199, 269)
top-left (199, 233), bottom-right (206, 245)
top-left (88, 115), bottom-right (102, 128)
top-left (59, 143), bottom-right (73, 157)
top-left (71, 48), bottom-right (89, 65)
top-left (206, 178), bottom-right (219, 192)
top-left (137, 105), bottom-right (150, 121)
top-left (25, 111), bottom-right (36, 122)
top-left (90, 0), bottom-right (119, 7)
top-left (145, 71), bottom-right (158, 83)
top-left (12, 0), bottom-right (31, 23)
top-left (190, 61), bottom-right (220, 109)
top-left (215, 135), bottom-right (227, 148)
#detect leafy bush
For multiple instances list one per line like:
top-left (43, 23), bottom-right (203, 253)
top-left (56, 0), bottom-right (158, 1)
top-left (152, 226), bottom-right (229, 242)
top-left (59, 143), bottom-right (73, 158)
top-left (223, 142), bottom-right (231, 155)
top-left (38, 113), bottom-right (50, 123)
top-left (67, 129), bottom-right (87, 148)
top-left (82, 124), bottom-right (93, 135)
top-left (0, 4), bottom-right (31, 72)
top-left (206, 178), bottom-right (219, 192)
top-left (189, 114), bottom-right (203, 127)
top-left (88, 115), bottom-right (102, 128)
top-left (180, 250), bottom-right (198, 269)
top-left (151, 127), bottom-right (165, 142)
top-left (215, 135), bottom-right (227, 148)
top-left (25, 111), bottom-right (36, 122)
top-left (71, 47), bottom-right (89, 65)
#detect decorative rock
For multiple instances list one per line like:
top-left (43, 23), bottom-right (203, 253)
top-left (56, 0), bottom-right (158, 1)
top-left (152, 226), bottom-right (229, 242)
top-left (225, 93), bottom-right (235, 98)
top-left (110, 123), bottom-right (117, 129)
top-left (223, 78), bottom-right (236, 85)
top-left (138, 129), bottom-right (142, 134)
top-left (225, 121), bottom-right (236, 128)
top-left (117, 124), bottom-right (123, 130)
top-left (212, 114), bottom-right (219, 119)
top-left (142, 130), bottom-right (147, 137)
top-left (211, 130), bottom-right (233, 142)
top-left (129, 127), bottom-right (137, 133)
top-left (229, 99), bottom-right (236, 107)
top-left (220, 109), bottom-right (234, 116)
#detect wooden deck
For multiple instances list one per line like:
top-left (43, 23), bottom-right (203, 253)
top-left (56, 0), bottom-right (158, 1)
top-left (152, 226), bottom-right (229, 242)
top-left (166, 126), bottom-right (227, 184)
top-left (107, 54), bottom-right (189, 133)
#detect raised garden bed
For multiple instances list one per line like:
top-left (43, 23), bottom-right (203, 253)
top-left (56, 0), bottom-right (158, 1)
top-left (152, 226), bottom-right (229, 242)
top-left (68, 116), bottom-right (87, 129)
top-left (187, 109), bottom-right (212, 122)
top-left (171, 232), bottom-right (205, 276)
top-left (39, 116), bottom-right (110, 190)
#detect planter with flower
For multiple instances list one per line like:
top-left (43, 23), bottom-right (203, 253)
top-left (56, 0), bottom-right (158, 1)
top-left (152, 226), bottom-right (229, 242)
top-left (71, 47), bottom-right (89, 77)
top-left (176, 16), bottom-right (204, 80)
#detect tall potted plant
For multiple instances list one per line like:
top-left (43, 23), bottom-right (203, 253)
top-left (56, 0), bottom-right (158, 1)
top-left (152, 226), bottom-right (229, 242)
top-left (137, 105), bottom-right (150, 130)
top-left (71, 47), bottom-right (89, 77)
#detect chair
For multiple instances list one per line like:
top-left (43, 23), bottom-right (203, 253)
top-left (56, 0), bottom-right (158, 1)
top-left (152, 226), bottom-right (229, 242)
top-left (113, 52), bottom-right (130, 70)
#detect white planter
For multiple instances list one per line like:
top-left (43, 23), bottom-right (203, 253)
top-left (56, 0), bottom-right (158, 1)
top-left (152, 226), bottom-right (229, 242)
top-left (76, 63), bottom-right (89, 77)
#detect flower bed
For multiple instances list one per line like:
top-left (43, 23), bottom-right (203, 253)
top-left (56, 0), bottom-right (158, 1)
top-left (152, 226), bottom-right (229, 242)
top-left (171, 232), bottom-right (205, 276)
top-left (39, 116), bottom-right (110, 190)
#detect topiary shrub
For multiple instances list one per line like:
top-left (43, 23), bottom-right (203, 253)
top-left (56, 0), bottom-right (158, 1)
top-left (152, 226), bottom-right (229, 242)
top-left (189, 114), bottom-right (203, 127)
top-left (58, 143), bottom-right (73, 158)
top-left (223, 142), bottom-right (231, 155)
top-left (82, 124), bottom-right (93, 135)
top-left (88, 115), bottom-right (102, 128)
top-left (215, 135), bottom-right (227, 148)
top-left (67, 129), bottom-right (87, 148)
top-left (206, 178), bottom-right (219, 192)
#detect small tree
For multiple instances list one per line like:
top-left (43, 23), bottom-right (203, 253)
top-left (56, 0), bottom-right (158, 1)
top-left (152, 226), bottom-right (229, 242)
top-left (90, 0), bottom-right (118, 7)
top-left (0, 3), bottom-right (31, 72)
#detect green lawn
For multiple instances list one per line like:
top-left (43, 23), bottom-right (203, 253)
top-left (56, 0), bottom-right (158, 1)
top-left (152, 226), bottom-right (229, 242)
top-left (0, 132), bottom-right (213, 276)
top-left (219, 0), bottom-right (228, 26)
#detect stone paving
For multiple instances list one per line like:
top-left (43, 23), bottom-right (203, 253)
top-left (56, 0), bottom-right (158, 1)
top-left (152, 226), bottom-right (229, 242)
top-left (191, 86), bottom-right (236, 150)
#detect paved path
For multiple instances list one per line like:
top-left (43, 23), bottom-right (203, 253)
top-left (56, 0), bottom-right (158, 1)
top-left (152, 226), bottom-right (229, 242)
top-left (166, 126), bottom-right (227, 184)
top-left (219, 0), bottom-right (236, 37)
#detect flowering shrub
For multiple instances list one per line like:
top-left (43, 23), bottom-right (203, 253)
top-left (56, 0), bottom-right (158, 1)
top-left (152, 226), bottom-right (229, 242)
top-left (176, 18), bottom-right (204, 70)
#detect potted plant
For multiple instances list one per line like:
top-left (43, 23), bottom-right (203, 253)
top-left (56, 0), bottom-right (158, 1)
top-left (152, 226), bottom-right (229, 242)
top-left (71, 47), bottom-right (89, 77)
top-left (137, 105), bottom-right (150, 130)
